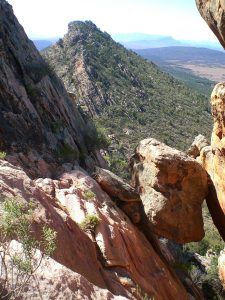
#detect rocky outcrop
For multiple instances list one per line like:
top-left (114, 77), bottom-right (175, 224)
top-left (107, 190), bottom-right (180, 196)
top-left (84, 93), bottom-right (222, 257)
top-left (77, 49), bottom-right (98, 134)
top-left (0, 0), bottom-right (102, 176)
top-left (196, 0), bottom-right (225, 49)
top-left (0, 159), bottom-right (193, 299)
top-left (193, 84), bottom-right (225, 242)
top-left (219, 249), bottom-right (225, 289)
top-left (130, 138), bottom-right (208, 243)
top-left (210, 83), bottom-right (225, 214)
top-left (186, 134), bottom-right (209, 158)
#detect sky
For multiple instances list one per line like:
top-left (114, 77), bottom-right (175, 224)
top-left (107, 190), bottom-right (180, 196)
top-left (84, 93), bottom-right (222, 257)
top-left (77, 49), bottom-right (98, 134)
top-left (7, 0), bottom-right (217, 42)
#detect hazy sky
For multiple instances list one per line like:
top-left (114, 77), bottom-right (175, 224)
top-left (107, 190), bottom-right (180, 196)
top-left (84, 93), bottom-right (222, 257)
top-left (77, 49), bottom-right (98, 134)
top-left (7, 0), bottom-right (217, 41)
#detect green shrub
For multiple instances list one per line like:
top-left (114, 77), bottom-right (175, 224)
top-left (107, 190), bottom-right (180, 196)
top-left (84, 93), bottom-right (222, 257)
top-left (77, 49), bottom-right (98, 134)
top-left (83, 190), bottom-right (95, 201)
top-left (0, 197), bottom-right (57, 298)
top-left (0, 151), bottom-right (6, 159)
top-left (84, 121), bottom-right (110, 151)
top-left (79, 214), bottom-right (100, 231)
top-left (104, 152), bottom-right (129, 180)
top-left (58, 143), bottom-right (79, 162)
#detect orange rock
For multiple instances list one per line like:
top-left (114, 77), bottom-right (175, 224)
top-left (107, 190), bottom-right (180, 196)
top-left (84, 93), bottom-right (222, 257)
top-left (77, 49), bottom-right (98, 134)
top-left (130, 138), bottom-right (208, 243)
top-left (219, 249), bottom-right (225, 289)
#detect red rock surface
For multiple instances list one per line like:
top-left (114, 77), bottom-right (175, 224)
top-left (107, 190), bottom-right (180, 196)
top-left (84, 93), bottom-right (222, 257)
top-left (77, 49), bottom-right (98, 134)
top-left (0, 160), bottom-right (191, 299)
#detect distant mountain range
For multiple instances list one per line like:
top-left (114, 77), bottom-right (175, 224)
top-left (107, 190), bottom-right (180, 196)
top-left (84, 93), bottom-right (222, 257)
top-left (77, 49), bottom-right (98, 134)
top-left (135, 46), bottom-right (225, 65)
top-left (32, 32), bottom-right (224, 52)
top-left (112, 33), bottom-right (224, 51)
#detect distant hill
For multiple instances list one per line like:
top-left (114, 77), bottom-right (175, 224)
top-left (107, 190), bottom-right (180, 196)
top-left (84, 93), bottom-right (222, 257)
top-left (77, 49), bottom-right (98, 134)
top-left (42, 21), bottom-right (212, 168)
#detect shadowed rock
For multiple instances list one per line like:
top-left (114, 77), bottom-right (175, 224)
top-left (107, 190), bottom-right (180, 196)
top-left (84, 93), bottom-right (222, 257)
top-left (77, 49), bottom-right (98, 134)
top-left (0, 0), bottom-right (104, 176)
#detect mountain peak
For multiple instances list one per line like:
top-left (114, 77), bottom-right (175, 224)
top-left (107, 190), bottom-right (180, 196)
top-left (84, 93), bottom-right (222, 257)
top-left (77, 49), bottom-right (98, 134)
top-left (67, 20), bottom-right (101, 35)
top-left (42, 20), bottom-right (212, 156)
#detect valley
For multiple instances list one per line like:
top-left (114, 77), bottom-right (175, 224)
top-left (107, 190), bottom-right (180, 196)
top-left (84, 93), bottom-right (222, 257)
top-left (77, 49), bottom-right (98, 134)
top-left (136, 46), bottom-right (225, 95)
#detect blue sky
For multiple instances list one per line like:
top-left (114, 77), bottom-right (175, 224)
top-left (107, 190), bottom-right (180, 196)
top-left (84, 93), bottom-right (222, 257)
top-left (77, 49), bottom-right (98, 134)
top-left (7, 0), bottom-right (217, 41)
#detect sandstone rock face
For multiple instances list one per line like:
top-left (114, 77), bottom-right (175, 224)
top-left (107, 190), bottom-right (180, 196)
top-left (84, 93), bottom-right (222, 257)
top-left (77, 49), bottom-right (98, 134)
top-left (195, 84), bottom-right (225, 241)
top-left (196, 0), bottom-right (225, 49)
top-left (130, 138), bottom-right (208, 243)
top-left (219, 249), bottom-right (225, 289)
top-left (0, 160), bottom-right (191, 299)
top-left (0, 0), bottom-right (101, 174)
top-left (211, 83), bottom-right (225, 214)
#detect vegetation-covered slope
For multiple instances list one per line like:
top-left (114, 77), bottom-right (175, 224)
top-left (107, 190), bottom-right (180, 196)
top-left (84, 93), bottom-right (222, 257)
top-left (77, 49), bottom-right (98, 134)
top-left (42, 21), bottom-right (212, 159)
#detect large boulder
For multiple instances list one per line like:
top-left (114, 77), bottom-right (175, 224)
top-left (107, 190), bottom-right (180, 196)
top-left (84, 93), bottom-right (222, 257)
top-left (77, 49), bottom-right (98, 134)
top-left (130, 138), bottom-right (208, 243)
top-left (196, 0), bottom-right (225, 49)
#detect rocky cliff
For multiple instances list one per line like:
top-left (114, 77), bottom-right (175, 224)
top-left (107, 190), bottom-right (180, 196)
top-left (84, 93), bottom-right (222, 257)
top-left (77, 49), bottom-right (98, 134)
top-left (0, 0), bottom-right (106, 177)
top-left (195, 0), bottom-right (225, 240)
top-left (42, 21), bottom-right (212, 155)
top-left (193, 1), bottom-right (225, 294)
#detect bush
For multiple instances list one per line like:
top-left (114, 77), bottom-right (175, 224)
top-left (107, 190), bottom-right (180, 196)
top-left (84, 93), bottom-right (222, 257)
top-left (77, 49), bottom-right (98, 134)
top-left (0, 152), bottom-right (6, 159)
top-left (79, 214), bottom-right (100, 232)
top-left (83, 190), bottom-right (95, 201)
top-left (0, 197), bottom-right (57, 299)
top-left (84, 122), bottom-right (110, 151)
top-left (58, 143), bottom-right (79, 162)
